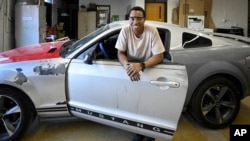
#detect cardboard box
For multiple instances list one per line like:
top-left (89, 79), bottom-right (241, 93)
top-left (172, 7), bottom-right (179, 25)
top-left (178, 0), bottom-right (214, 29)
top-left (204, 0), bottom-right (215, 29)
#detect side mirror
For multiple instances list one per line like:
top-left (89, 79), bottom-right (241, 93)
top-left (83, 53), bottom-right (94, 64)
top-left (83, 46), bottom-right (97, 64)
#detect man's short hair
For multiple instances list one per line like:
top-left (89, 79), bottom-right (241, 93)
top-left (128, 6), bottom-right (146, 18)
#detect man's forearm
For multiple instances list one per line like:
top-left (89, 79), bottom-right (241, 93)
top-left (144, 53), bottom-right (164, 69)
top-left (117, 51), bottom-right (129, 67)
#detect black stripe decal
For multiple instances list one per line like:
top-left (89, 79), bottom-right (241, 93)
top-left (69, 106), bottom-right (175, 136)
top-left (37, 107), bottom-right (68, 112)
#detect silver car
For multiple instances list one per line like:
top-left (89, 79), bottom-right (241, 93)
top-left (0, 21), bottom-right (249, 141)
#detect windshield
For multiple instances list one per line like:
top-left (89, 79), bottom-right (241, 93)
top-left (60, 25), bottom-right (110, 57)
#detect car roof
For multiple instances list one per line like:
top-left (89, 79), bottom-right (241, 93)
top-left (121, 20), bottom-right (250, 48)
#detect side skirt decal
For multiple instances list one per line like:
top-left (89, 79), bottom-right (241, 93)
top-left (37, 106), bottom-right (68, 113)
top-left (69, 106), bottom-right (175, 136)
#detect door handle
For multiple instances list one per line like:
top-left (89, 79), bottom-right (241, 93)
top-left (150, 80), bottom-right (180, 88)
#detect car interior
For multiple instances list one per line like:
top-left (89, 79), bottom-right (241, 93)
top-left (92, 28), bottom-right (172, 62)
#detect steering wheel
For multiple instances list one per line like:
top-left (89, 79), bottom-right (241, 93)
top-left (99, 42), bottom-right (109, 59)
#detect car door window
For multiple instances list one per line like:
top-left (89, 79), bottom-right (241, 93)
top-left (76, 28), bottom-right (172, 63)
top-left (96, 34), bottom-right (119, 60)
top-left (158, 28), bottom-right (172, 61)
top-left (75, 31), bottom-right (120, 62)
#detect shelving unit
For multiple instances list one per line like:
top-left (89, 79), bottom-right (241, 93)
top-left (78, 11), bottom-right (96, 39)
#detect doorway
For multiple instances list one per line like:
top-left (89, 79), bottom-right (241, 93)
top-left (145, 2), bottom-right (166, 22)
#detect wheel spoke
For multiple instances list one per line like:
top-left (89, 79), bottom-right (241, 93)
top-left (217, 86), bottom-right (228, 100)
top-left (205, 89), bottom-right (216, 101)
top-left (221, 101), bottom-right (235, 109)
top-left (214, 107), bottom-right (223, 124)
top-left (202, 89), bottom-right (217, 115)
top-left (5, 105), bottom-right (20, 115)
top-left (202, 103), bottom-right (215, 115)
top-left (2, 118), bottom-right (16, 136)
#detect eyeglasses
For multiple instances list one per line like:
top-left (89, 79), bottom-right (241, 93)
top-left (129, 17), bottom-right (144, 21)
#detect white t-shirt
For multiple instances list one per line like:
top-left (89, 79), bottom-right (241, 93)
top-left (115, 24), bottom-right (165, 62)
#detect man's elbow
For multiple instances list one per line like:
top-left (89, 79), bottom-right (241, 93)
top-left (157, 53), bottom-right (164, 63)
top-left (117, 50), bottom-right (125, 55)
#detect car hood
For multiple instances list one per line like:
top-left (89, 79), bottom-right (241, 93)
top-left (0, 41), bottom-right (66, 64)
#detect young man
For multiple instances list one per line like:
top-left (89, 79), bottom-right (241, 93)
top-left (115, 6), bottom-right (165, 141)
top-left (115, 6), bottom-right (165, 81)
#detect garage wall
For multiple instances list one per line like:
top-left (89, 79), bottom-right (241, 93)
top-left (212, 0), bottom-right (248, 36)
top-left (134, 0), bottom-right (144, 8)
top-left (80, 0), bottom-right (248, 36)
top-left (79, 0), bottom-right (178, 22)
top-left (79, 0), bottom-right (134, 21)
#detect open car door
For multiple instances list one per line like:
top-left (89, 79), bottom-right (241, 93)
top-left (66, 42), bottom-right (188, 140)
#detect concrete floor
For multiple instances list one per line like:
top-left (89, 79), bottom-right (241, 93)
top-left (21, 97), bottom-right (250, 141)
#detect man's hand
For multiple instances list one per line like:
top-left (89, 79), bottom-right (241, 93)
top-left (125, 63), bottom-right (142, 81)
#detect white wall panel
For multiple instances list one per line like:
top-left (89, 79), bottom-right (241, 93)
top-left (212, 0), bottom-right (248, 36)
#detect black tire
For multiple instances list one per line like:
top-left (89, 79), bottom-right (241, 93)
top-left (189, 76), bottom-right (241, 129)
top-left (0, 87), bottom-right (35, 141)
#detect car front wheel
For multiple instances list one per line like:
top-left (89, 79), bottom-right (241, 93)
top-left (0, 87), bottom-right (35, 141)
top-left (189, 76), bottom-right (241, 129)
